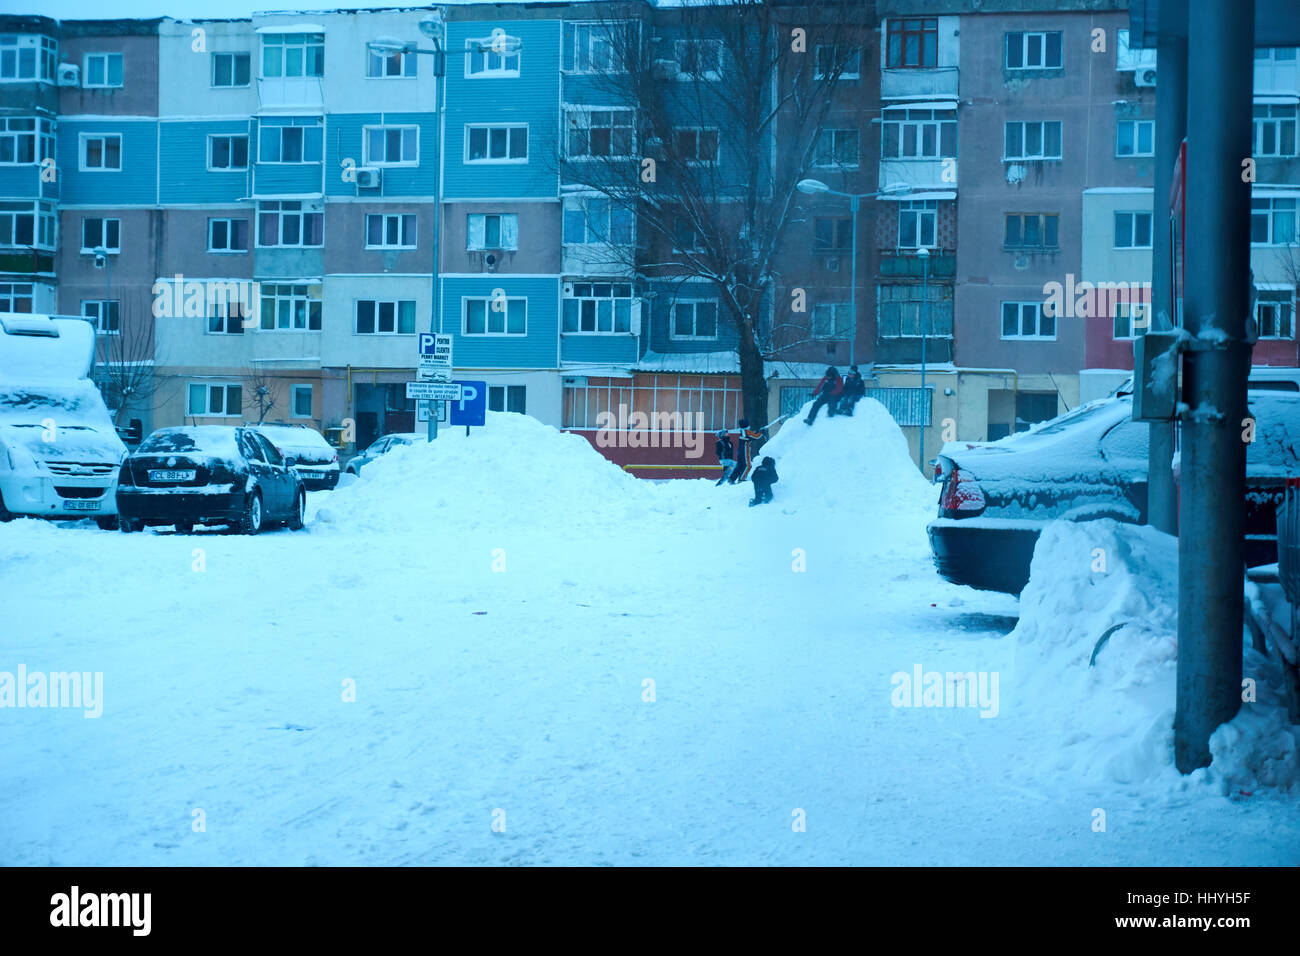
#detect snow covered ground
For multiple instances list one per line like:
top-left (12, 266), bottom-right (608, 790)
top-left (2, 401), bottom-right (1297, 865)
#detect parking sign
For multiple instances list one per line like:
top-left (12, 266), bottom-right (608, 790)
top-left (449, 381), bottom-right (487, 427)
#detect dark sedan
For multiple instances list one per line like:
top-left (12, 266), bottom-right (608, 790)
top-left (116, 426), bottom-right (306, 535)
top-left (928, 392), bottom-right (1300, 594)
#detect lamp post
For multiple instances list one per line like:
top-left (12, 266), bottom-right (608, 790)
top-left (92, 245), bottom-right (111, 387)
top-left (917, 245), bottom-right (930, 474)
top-left (795, 179), bottom-right (910, 369)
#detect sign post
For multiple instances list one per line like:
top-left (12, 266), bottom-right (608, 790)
top-left (417, 333), bottom-right (453, 440)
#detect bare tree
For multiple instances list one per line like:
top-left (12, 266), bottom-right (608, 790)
top-left (95, 306), bottom-right (161, 428)
top-left (555, 0), bottom-right (868, 428)
top-left (243, 362), bottom-right (281, 424)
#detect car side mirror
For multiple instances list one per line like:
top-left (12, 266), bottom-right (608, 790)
top-left (284, 456), bottom-right (297, 469)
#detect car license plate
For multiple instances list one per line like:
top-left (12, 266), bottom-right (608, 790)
top-left (149, 469), bottom-right (196, 482)
top-left (63, 500), bottom-right (101, 511)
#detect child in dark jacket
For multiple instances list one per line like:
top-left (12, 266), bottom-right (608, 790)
top-left (749, 456), bottom-right (778, 506)
top-left (715, 429), bottom-right (735, 485)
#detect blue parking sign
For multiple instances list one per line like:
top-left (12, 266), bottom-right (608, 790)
top-left (450, 381), bottom-right (487, 427)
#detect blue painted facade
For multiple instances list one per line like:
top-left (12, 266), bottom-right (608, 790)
top-left (440, 274), bottom-right (559, 368)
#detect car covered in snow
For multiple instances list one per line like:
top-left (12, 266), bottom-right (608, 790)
top-left (344, 432), bottom-right (421, 476)
top-left (928, 392), bottom-right (1300, 595)
top-left (253, 422), bottom-right (339, 490)
top-left (0, 313), bottom-right (127, 530)
top-left (116, 426), bottom-right (305, 534)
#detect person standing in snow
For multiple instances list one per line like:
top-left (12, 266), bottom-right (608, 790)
top-left (749, 456), bottom-right (778, 506)
top-left (730, 418), bottom-right (766, 483)
top-left (839, 366), bottom-right (866, 416)
top-left (804, 367), bottom-right (843, 424)
top-left (715, 429), bottom-right (736, 485)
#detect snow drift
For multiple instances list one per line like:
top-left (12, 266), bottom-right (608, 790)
top-left (1012, 518), bottom-right (1299, 793)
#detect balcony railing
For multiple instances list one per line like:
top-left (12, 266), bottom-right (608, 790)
top-left (257, 76), bottom-right (324, 111)
top-left (879, 157), bottom-right (957, 192)
top-left (880, 66), bottom-right (959, 101)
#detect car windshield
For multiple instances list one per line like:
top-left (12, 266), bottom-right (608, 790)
top-left (1024, 400), bottom-right (1122, 437)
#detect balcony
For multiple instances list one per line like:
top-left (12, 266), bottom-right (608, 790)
top-left (561, 242), bottom-right (634, 278)
top-left (880, 67), bottom-right (959, 102)
top-left (879, 250), bottom-right (956, 278)
top-left (257, 76), bottom-right (324, 112)
top-left (879, 158), bottom-right (956, 193)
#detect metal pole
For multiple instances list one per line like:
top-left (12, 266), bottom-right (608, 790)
top-left (427, 47), bottom-right (443, 442)
top-left (1147, 18), bottom-right (1187, 536)
top-left (1175, 0), bottom-right (1254, 773)
top-left (918, 252), bottom-right (928, 474)
top-left (848, 194), bottom-right (859, 368)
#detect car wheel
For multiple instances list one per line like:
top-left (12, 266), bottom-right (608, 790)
top-left (95, 516), bottom-right (120, 531)
top-left (288, 490), bottom-right (305, 531)
top-left (175, 521), bottom-right (194, 534)
top-left (0, 490), bottom-right (13, 522)
top-left (118, 517), bottom-right (141, 533)
top-left (239, 492), bottom-right (263, 536)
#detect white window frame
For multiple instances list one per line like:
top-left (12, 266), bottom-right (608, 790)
top-left (487, 384), bottom-right (527, 413)
top-left (0, 35), bottom-right (57, 83)
top-left (567, 22), bottom-right (628, 75)
top-left (0, 282), bottom-right (35, 312)
top-left (813, 128), bottom-right (860, 169)
top-left (673, 126), bottom-right (720, 166)
top-left (898, 201), bottom-right (937, 249)
top-left (467, 213), bottom-right (519, 251)
top-left (0, 116), bottom-right (54, 165)
top-left (81, 299), bottom-right (120, 334)
top-left (365, 213), bottom-right (416, 249)
top-left (208, 217), bottom-right (250, 253)
top-left (257, 119), bottom-right (323, 164)
top-left (1116, 119), bottom-right (1154, 157)
top-left (211, 51), bottom-right (251, 88)
top-left (464, 124), bottom-right (528, 164)
top-left (562, 282), bottom-right (634, 335)
top-left (80, 216), bottom-right (120, 254)
top-left (1003, 121), bottom-right (1062, 161)
top-left (187, 382), bottom-right (242, 418)
top-left (1112, 300), bottom-right (1150, 340)
top-left (881, 108), bottom-right (956, 160)
top-left (1255, 287), bottom-right (1296, 340)
top-left (79, 133), bottom-right (122, 171)
top-left (363, 124), bottom-right (419, 166)
top-left (367, 45), bottom-right (417, 79)
top-left (668, 299), bottom-right (720, 341)
top-left (354, 299), bottom-right (418, 335)
top-left (1000, 301), bottom-right (1056, 341)
top-left (1005, 31), bottom-right (1063, 70)
top-left (1251, 197), bottom-right (1298, 246)
top-left (256, 201), bottom-right (323, 248)
top-left (260, 33), bottom-right (324, 80)
top-left (814, 44), bottom-right (861, 80)
top-left (1114, 210), bottom-right (1153, 249)
top-left (0, 200), bottom-right (56, 250)
top-left (1253, 104), bottom-right (1298, 158)
top-left (565, 107), bottom-right (636, 159)
top-left (205, 295), bottom-right (246, 335)
top-left (465, 34), bottom-right (522, 77)
top-left (463, 295), bottom-right (527, 336)
top-left (82, 52), bottom-right (124, 89)
top-left (674, 38), bottom-right (722, 81)
top-left (811, 302), bottom-right (851, 340)
top-left (207, 133), bottom-right (249, 171)
top-left (1005, 212), bottom-right (1060, 250)
top-left (258, 283), bottom-right (322, 331)
top-left (563, 198), bottom-right (634, 246)
top-left (290, 384), bottom-right (313, 418)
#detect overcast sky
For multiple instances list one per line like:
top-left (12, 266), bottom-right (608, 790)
top-left (31, 1), bottom-right (416, 19)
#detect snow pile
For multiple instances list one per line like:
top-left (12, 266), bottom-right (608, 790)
top-left (314, 412), bottom-right (649, 533)
top-left (1012, 518), bottom-right (1299, 792)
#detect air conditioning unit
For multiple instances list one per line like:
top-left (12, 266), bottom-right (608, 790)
top-left (823, 256), bottom-right (840, 272)
top-left (1134, 68), bottom-right (1157, 88)
top-left (57, 63), bottom-right (80, 87)
top-left (355, 167), bottom-right (381, 188)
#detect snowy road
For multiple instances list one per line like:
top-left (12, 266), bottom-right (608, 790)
top-left (3, 411), bottom-right (1297, 865)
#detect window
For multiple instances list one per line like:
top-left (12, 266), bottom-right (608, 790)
top-left (466, 34), bottom-right (521, 76)
top-left (208, 218), bottom-right (250, 253)
top-left (566, 22), bottom-right (628, 74)
top-left (1251, 197), bottom-right (1297, 245)
top-left (0, 35), bottom-right (57, 83)
top-left (1005, 31), bottom-right (1063, 70)
top-left (562, 199), bottom-right (633, 245)
top-left (1001, 301), bottom-right (1056, 340)
top-left (563, 283), bottom-right (633, 334)
top-left (466, 125), bottom-right (527, 163)
top-left (673, 127), bottom-right (719, 165)
top-left (1253, 105), bottom-right (1298, 158)
top-left (673, 217), bottom-right (703, 252)
top-left (0, 283), bottom-right (34, 312)
top-left (0, 201), bottom-right (56, 249)
top-left (467, 213), bottom-right (518, 251)
top-left (566, 108), bottom-right (635, 158)
top-left (80, 134), bottom-right (122, 170)
top-left (258, 118), bottom-right (323, 163)
top-left (1112, 301), bottom-right (1150, 339)
top-left (209, 134), bottom-right (249, 170)
top-left (882, 108), bottom-right (956, 159)
top-left (366, 213), bottom-right (416, 249)
top-left (898, 201), bottom-right (937, 249)
top-left (81, 217), bottom-right (120, 254)
top-left (1004, 213), bottom-right (1059, 250)
top-left (1116, 119), bottom-right (1154, 157)
top-left (367, 45), bottom-right (416, 78)
top-left (464, 296), bottom-right (526, 335)
top-left (81, 300), bottom-right (120, 334)
top-left (206, 294), bottom-right (246, 334)
top-left (0, 117), bottom-right (54, 165)
top-left (675, 39), bottom-right (722, 79)
top-left (886, 18), bottom-right (937, 68)
top-left (812, 303), bottom-right (851, 339)
top-left (1004, 121), bottom-right (1062, 160)
top-left (1114, 211), bottom-right (1153, 248)
top-left (814, 217), bottom-right (852, 252)
top-left (1256, 289), bottom-right (1295, 339)
top-left (187, 383), bottom-right (242, 417)
top-left (488, 385), bottom-right (526, 413)
top-left (878, 284), bottom-right (953, 338)
top-left (355, 299), bottom-right (417, 335)
top-left (364, 125), bottom-right (418, 166)
top-left (83, 52), bottom-right (123, 88)
top-left (291, 385), bottom-right (313, 418)
top-left (670, 299), bottom-right (718, 340)
top-left (258, 201), bottom-right (323, 247)
top-left (259, 284), bottom-right (322, 331)
top-left (212, 52), bottom-right (251, 87)
top-left (813, 129), bottom-right (859, 168)
top-left (815, 45), bottom-right (861, 79)
top-left (261, 33), bottom-right (324, 78)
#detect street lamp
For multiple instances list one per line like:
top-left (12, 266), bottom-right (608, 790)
top-left (916, 246), bottom-right (930, 474)
top-left (795, 179), bottom-right (911, 367)
top-left (92, 245), bottom-right (111, 385)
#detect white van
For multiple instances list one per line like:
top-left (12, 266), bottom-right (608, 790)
top-left (0, 313), bottom-right (127, 528)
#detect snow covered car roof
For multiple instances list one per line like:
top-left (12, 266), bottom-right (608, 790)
top-left (137, 426), bottom-right (243, 460)
top-left (254, 424), bottom-right (335, 461)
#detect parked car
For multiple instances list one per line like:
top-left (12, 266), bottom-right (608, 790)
top-left (344, 432), bottom-right (421, 476)
top-left (927, 392), bottom-right (1300, 595)
top-left (116, 426), bottom-right (305, 535)
top-left (0, 313), bottom-right (126, 530)
top-left (254, 423), bottom-right (339, 490)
